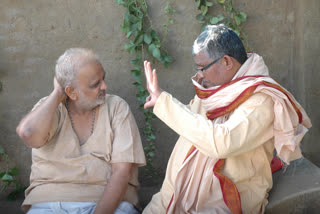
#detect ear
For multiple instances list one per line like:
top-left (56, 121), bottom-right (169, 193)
top-left (65, 86), bottom-right (78, 101)
top-left (222, 55), bottom-right (234, 70)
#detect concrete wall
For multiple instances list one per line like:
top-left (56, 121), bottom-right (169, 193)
top-left (0, 0), bottom-right (319, 197)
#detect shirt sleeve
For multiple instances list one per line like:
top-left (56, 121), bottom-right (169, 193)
top-left (31, 96), bottom-right (60, 144)
top-left (110, 98), bottom-right (146, 166)
top-left (153, 91), bottom-right (274, 159)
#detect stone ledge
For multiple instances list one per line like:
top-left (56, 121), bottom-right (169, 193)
top-left (266, 158), bottom-right (320, 213)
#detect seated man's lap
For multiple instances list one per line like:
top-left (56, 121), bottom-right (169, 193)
top-left (27, 201), bottom-right (140, 214)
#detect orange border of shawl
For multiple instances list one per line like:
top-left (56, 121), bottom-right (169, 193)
top-left (213, 159), bottom-right (242, 214)
top-left (194, 76), bottom-right (303, 123)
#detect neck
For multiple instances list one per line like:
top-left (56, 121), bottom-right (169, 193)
top-left (231, 59), bottom-right (242, 78)
top-left (66, 99), bottom-right (95, 115)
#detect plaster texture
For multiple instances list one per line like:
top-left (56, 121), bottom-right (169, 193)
top-left (0, 0), bottom-right (319, 211)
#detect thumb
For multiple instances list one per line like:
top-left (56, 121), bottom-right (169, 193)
top-left (144, 102), bottom-right (153, 109)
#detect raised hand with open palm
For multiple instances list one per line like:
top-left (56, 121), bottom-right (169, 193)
top-left (143, 60), bottom-right (163, 109)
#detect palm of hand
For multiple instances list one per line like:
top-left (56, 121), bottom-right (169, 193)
top-left (144, 61), bottom-right (162, 108)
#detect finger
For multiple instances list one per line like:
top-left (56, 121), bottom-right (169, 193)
top-left (145, 61), bottom-right (152, 86)
top-left (152, 69), bottom-right (158, 90)
top-left (144, 101), bottom-right (153, 109)
top-left (147, 62), bottom-right (153, 85)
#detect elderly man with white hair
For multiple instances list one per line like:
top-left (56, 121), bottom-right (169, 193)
top-left (16, 48), bottom-right (146, 214)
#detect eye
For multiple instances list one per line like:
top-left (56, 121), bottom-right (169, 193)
top-left (90, 82), bottom-right (100, 88)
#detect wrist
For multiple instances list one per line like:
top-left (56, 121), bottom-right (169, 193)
top-left (51, 89), bottom-right (66, 104)
top-left (156, 88), bottom-right (163, 99)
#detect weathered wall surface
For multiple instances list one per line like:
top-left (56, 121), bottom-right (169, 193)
top-left (0, 0), bottom-right (319, 201)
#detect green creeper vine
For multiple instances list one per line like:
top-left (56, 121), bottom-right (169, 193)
top-left (116, 0), bottom-right (248, 173)
top-left (116, 0), bottom-right (174, 172)
top-left (0, 148), bottom-right (26, 200)
top-left (195, 0), bottom-right (249, 49)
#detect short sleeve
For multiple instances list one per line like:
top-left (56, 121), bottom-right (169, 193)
top-left (110, 99), bottom-right (146, 166)
top-left (32, 97), bottom-right (61, 144)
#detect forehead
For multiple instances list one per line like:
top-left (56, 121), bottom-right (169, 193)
top-left (193, 51), bottom-right (211, 64)
top-left (76, 61), bottom-right (104, 82)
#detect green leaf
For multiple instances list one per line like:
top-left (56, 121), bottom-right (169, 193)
top-left (164, 55), bottom-right (172, 63)
top-left (134, 34), bottom-right (144, 46)
top-left (206, 1), bottom-right (213, 7)
top-left (150, 30), bottom-right (157, 38)
top-left (148, 151), bottom-right (155, 157)
top-left (0, 148), bottom-right (4, 155)
top-left (210, 14), bottom-right (224, 24)
top-left (133, 82), bottom-right (140, 86)
top-left (128, 14), bottom-right (139, 23)
top-left (131, 22), bottom-right (142, 33)
top-left (130, 70), bottom-right (141, 80)
top-left (130, 59), bottom-right (139, 65)
top-left (217, 0), bottom-right (225, 4)
top-left (210, 17), bottom-right (219, 24)
top-left (164, 2), bottom-right (170, 13)
top-left (9, 167), bottom-right (19, 176)
top-left (2, 173), bottom-right (13, 182)
top-left (143, 33), bottom-right (152, 44)
top-left (200, 5), bottom-right (208, 16)
top-left (235, 15), bottom-right (241, 25)
top-left (196, 14), bottom-right (204, 21)
top-left (124, 41), bottom-right (135, 53)
top-left (196, 0), bottom-right (201, 9)
top-left (152, 48), bottom-right (161, 60)
top-left (116, 0), bottom-right (125, 6)
top-left (239, 12), bottom-right (247, 21)
top-left (126, 31), bottom-right (132, 38)
top-left (169, 18), bottom-right (174, 24)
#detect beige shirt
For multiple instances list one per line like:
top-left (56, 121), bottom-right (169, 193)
top-left (143, 92), bottom-right (275, 214)
top-left (23, 94), bottom-right (146, 210)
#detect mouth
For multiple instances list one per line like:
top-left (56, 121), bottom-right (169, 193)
top-left (98, 90), bottom-right (106, 98)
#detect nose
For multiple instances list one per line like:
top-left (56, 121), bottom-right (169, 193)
top-left (101, 81), bottom-right (107, 91)
top-left (196, 70), bottom-right (204, 79)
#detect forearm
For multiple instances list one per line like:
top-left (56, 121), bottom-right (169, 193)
top-left (16, 90), bottom-right (62, 148)
top-left (153, 92), bottom-right (274, 158)
top-left (93, 164), bottom-right (133, 214)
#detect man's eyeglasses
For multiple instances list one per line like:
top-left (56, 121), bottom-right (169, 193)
top-left (195, 57), bottom-right (222, 72)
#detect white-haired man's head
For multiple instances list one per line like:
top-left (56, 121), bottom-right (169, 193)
top-left (55, 48), bottom-right (100, 88)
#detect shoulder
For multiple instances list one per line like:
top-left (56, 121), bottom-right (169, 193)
top-left (103, 94), bottom-right (129, 107)
top-left (102, 94), bottom-right (131, 115)
top-left (235, 92), bottom-right (274, 118)
top-left (241, 92), bottom-right (273, 107)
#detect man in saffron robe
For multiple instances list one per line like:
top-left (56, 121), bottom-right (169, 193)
top-left (142, 25), bottom-right (311, 214)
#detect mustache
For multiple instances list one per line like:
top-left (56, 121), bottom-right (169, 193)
top-left (98, 90), bottom-right (106, 97)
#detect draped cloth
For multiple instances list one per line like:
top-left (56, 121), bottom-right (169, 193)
top-left (165, 53), bottom-right (311, 214)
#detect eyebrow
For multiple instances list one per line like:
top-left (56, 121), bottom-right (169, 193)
top-left (90, 71), bottom-right (106, 86)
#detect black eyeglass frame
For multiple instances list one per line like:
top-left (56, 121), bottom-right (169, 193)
top-left (195, 56), bottom-right (223, 72)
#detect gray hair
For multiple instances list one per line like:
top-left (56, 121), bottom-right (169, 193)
top-left (55, 48), bottom-right (100, 88)
top-left (192, 24), bottom-right (247, 64)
